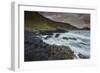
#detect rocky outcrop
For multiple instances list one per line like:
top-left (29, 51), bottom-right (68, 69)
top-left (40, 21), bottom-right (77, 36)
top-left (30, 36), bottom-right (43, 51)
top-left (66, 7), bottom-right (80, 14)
top-left (48, 45), bottom-right (74, 60)
top-left (24, 30), bottom-right (74, 61)
top-left (24, 30), bottom-right (49, 61)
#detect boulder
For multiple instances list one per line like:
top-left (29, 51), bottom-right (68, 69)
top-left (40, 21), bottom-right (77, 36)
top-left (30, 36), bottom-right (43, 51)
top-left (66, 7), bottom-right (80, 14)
top-left (48, 45), bottom-right (74, 60)
top-left (78, 53), bottom-right (90, 59)
top-left (55, 33), bottom-right (60, 38)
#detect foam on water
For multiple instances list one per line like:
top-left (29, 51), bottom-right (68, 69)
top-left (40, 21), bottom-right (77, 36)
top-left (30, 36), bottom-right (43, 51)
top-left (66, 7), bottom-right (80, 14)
top-left (39, 31), bottom-right (90, 59)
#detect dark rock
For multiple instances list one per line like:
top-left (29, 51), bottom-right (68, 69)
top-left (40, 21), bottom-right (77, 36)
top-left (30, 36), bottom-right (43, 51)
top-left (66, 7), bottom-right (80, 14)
top-left (56, 29), bottom-right (68, 33)
top-left (48, 45), bottom-right (74, 60)
top-left (62, 37), bottom-right (68, 40)
top-left (44, 35), bottom-right (52, 39)
top-left (55, 33), bottom-right (60, 38)
top-left (39, 29), bottom-right (67, 35)
top-left (24, 30), bottom-right (74, 61)
top-left (78, 53), bottom-right (90, 59)
top-left (62, 37), bottom-right (77, 40)
top-left (24, 30), bottom-right (49, 61)
top-left (39, 31), bottom-right (53, 35)
top-left (69, 37), bottom-right (77, 40)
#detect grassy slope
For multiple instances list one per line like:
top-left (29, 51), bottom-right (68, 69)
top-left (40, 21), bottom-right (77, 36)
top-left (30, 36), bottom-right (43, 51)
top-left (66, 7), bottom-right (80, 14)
top-left (24, 11), bottom-right (78, 31)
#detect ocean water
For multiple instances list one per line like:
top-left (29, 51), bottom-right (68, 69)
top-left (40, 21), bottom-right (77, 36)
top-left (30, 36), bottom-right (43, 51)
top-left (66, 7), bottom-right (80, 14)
top-left (39, 30), bottom-right (90, 59)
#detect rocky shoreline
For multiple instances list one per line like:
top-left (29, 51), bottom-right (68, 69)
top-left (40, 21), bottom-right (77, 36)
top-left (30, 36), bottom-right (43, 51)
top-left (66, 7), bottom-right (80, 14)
top-left (24, 30), bottom-right (89, 61)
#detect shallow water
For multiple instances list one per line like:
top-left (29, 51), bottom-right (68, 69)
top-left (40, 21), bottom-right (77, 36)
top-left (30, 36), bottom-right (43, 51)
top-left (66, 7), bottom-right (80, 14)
top-left (39, 30), bottom-right (90, 59)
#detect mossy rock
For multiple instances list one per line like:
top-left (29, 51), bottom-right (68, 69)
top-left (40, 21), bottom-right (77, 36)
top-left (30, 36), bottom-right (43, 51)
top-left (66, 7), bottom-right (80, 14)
top-left (48, 45), bottom-right (74, 60)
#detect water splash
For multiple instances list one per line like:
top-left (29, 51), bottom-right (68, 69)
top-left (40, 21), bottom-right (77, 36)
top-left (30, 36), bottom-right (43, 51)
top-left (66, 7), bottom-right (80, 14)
top-left (39, 31), bottom-right (90, 59)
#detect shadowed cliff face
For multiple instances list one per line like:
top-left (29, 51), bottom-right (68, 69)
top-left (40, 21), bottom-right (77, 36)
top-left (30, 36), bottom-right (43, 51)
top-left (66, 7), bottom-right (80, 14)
top-left (39, 12), bottom-right (90, 28)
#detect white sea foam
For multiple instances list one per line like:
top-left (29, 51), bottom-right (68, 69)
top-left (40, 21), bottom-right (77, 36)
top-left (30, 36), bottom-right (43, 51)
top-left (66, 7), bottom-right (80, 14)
top-left (40, 31), bottom-right (90, 59)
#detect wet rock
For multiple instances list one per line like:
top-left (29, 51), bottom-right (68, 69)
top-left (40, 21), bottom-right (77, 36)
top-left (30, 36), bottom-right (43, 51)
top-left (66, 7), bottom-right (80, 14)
top-left (25, 30), bottom-right (74, 61)
top-left (55, 33), bottom-right (60, 38)
top-left (56, 29), bottom-right (68, 33)
top-left (69, 37), bottom-right (77, 40)
top-left (62, 37), bottom-right (77, 40)
top-left (39, 29), bottom-right (67, 35)
top-left (78, 53), bottom-right (90, 59)
top-left (24, 30), bottom-right (49, 61)
top-left (62, 37), bottom-right (68, 40)
top-left (44, 35), bottom-right (52, 39)
top-left (48, 45), bottom-right (74, 60)
top-left (39, 31), bottom-right (53, 35)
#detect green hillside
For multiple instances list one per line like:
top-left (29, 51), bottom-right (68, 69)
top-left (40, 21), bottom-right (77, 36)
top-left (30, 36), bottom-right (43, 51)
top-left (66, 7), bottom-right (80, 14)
top-left (24, 11), bottom-right (78, 31)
